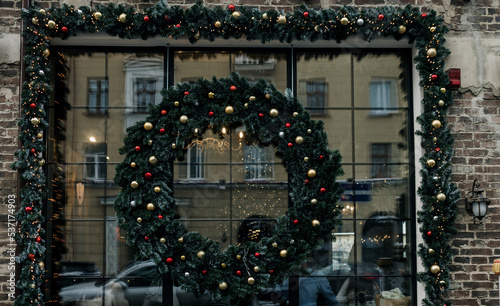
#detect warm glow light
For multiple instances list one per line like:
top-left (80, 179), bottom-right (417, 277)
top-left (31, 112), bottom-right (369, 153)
top-left (239, 131), bottom-right (244, 139)
top-left (221, 127), bottom-right (227, 134)
top-left (89, 136), bottom-right (96, 142)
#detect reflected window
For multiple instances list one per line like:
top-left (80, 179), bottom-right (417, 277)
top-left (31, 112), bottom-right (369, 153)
top-left (134, 78), bottom-right (156, 112)
top-left (85, 143), bottom-right (107, 181)
top-left (371, 143), bottom-right (391, 178)
top-left (301, 79), bottom-right (328, 115)
top-left (88, 79), bottom-right (108, 114)
top-left (179, 145), bottom-right (205, 180)
top-left (369, 78), bottom-right (398, 115)
top-left (245, 145), bottom-right (274, 180)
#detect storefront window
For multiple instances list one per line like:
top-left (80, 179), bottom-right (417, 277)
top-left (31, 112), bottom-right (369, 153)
top-left (48, 47), bottom-right (413, 305)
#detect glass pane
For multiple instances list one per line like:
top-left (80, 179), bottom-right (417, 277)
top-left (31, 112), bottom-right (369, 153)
top-left (321, 109), bottom-right (352, 164)
top-left (297, 53), bottom-right (352, 108)
top-left (174, 51), bottom-right (231, 82)
top-left (354, 109), bottom-right (409, 164)
top-left (231, 52), bottom-right (287, 92)
top-left (353, 53), bottom-right (409, 109)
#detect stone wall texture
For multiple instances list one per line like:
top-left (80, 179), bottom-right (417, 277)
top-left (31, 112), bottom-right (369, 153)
top-left (1, 0), bottom-right (499, 304)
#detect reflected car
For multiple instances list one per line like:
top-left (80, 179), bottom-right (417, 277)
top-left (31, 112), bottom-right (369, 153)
top-left (59, 261), bottom-right (228, 306)
top-left (58, 261), bottom-right (102, 288)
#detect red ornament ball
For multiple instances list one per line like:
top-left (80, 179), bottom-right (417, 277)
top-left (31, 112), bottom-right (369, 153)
top-left (145, 172), bottom-right (152, 179)
top-left (159, 128), bottom-right (165, 134)
top-left (144, 236), bottom-right (149, 241)
top-left (175, 23), bottom-right (181, 28)
top-left (30, 148), bottom-right (36, 154)
top-left (230, 85), bottom-right (236, 91)
top-left (184, 91), bottom-right (189, 96)
top-left (435, 148), bottom-right (440, 152)
top-left (166, 257), bottom-right (173, 264)
top-left (61, 26), bottom-right (68, 33)
top-left (259, 113), bottom-right (264, 118)
top-left (228, 4), bottom-right (235, 11)
top-left (165, 16), bottom-right (170, 21)
top-left (303, 11), bottom-right (309, 18)
top-left (285, 123), bottom-right (291, 128)
top-left (269, 270), bottom-right (274, 274)
top-left (36, 236), bottom-right (42, 243)
top-left (319, 155), bottom-right (324, 160)
top-left (30, 103), bottom-right (36, 109)
top-left (202, 270), bottom-right (208, 275)
top-left (427, 231), bottom-right (432, 237)
top-left (144, 16), bottom-right (150, 23)
top-left (378, 14), bottom-right (384, 20)
top-left (25, 206), bottom-right (33, 213)
top-left (305, 179), bottom-right (309, 184)
top-left (236, 270), bottom-right (242, 276)
top-left (288, 143), bottom-right (293, 147)
top-left (320, 188), bottom-right (326, 193)
top-left (431, 74), bottom-right (438, 81)
top-left (28, 254), bottom-right (35, 260)
top-left (293, 219), bottom-right (299, 225)
top-left (161, 110), bottom-right (167, 116)
top-left (255, 252), bottom-right (260, 258)
top-left (209, 111), bottom-right (214, 117)
top-left (421, 13), bottom-right (427, 18)
top-left (135, 146), bottom-right (141, 152)
top-left (158, 215), bottom-right (163, 219)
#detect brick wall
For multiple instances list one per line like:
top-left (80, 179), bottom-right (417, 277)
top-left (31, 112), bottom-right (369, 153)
top-left (0, 0), bottom-right (499, 305)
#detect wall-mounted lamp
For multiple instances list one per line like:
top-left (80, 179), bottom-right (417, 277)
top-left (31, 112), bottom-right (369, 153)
top-left (465, 179), bottom-right (490, 224)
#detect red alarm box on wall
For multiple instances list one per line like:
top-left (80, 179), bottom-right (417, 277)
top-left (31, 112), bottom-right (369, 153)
top-left (448, 68), bottom-right (461, 89)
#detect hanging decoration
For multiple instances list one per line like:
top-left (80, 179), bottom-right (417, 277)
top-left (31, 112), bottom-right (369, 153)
top-left (16, 1), bottom-right (459, 305)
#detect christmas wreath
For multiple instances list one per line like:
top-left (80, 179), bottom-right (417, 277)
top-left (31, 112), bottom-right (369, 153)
top-left (114, 73), bottom-right (344, 303)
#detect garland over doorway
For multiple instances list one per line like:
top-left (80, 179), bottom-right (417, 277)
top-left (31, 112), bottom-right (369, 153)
top-left (16, 2), bottom-right (459, 305)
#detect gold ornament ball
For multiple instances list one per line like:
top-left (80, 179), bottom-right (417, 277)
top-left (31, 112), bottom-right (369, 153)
top-left (43, 49), bottom-right (50, 57)
top-left (254, 266), bottom-right (260, 273)
top-left (304, 157), bottom-right (309, 162)
top-left (154, 186), bottom-right (161, 193)
top-left (39, 159), bottom-right (45, 167)
top-left (180, 255), bottom-right (186, 261)
top-left (272, 242), bottom-right (278, 248)
top-left (148, 139), bottom-right (153, 146)
top-left (160, 238), bottom-right (166, 244)
top-left (37, 133), bottom-right (43, 139)
top-left (312, 219), bottom-right (320, 227)
top-left (438, 100), bottom-right (445, 107)
top-left (307, 129), bottom-right (312, 134)
top-left (310, 198), bottom-right (317, 205)
top-left (293, 112), bottom-right (298, 117)
top-left (178, 237), bottom-right (184, 243)
top-left (398, 25), bottom-right (406, 34)
top-left (248, 277), bottom-right (255, 285)
top-left (215, 21), bottom-right (222, 28)
top-left (295, 136), bottom-right (304, 144)
top-left (262, 13), bottom-right (268, 20)
top-left (428, 248), bottom-right (435, 254)
top-left (244, 103), bottom-right (249, 108)
top-left (208, 92), bottom-right (215, 99)
top-left (197, 251), bottom-right (205, 259)
top-left (432, 120), bottom-right (442, 129)
top-left (219, 282), bottom-right (228, 290)
top-left (430, 264), bottom-right (440, 274)
top-left (265, 94), bottom-right (271, 99)
top-left (130, 162), bottom-right (137, 168)
top-left (144, 122), bottom-right (153, 131)
top-left (430, 26), bottom-right (436, 32)
top-left (30, 283), bottom-right (36, 289)
top-left (48, 20), bottom-right (56, 29)
top-left (440, 88), bottom-right (447, 93)
top-left (280, 250), bottom-right (287, 258)
top-left (194, 33), bottom-right (200, 39)
top-left (436, 193), bottom-right (446, 202)
top-left (225, 106), bottom-right (234, 114)
top-left (31, 118), bottom-right (40, 125)
top-left (307, 169), bottom-right (317, 178)
top-left (39, 9), bottom-right (46, 13)
top-left (180, 115), bottom-right (189, 124)
top-left (131, 181), bottom-right (139, 189)
top-left (232, 11), bottom-right (241, 18)
top-left (174, 101), bottom-right (180, 107)
top-left (249, 96), bottom-right (256, 101)
top-left (149, 156), bottom-right (157, 165)
top-left (278, 15), bottom-right (286, 24)
top-left (221, 262), bottom-right (227, 268)
top-left (236, 255), bottom-right (242, 260)
top-left (147, 203), bottom-right (155, 211)
top-left (94, 12), bottom-right (102, 20)
top-left (172, 143), bottom-right (177, 149)
top-left (426, 159), bottom-right (436, 167)
top-left (39, 261), bottom-right (45, 268)
top-left (119, 13), bottom-right (127, 23)
top-left (439, 280), bottom-right (446, 285)
top-left (137, 217), bottom-right (143, 223)
top-left (32, 17), bottom-right (38, 25)
top-left (433, 137), bottom-right (438, 142)
top-left (340, 17), bottom-right (348, 25)
top-left (270, 109), bottom-right (279, 117)
top-left (427, 48), bottom-right (437, 58)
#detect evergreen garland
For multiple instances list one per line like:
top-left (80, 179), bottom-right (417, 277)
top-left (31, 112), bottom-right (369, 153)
top-left (16, 2), bottom-right (458, 305)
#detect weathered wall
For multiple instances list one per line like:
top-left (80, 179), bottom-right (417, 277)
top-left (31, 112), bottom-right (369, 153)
top-left (0, 0), bottom-right (499, 304)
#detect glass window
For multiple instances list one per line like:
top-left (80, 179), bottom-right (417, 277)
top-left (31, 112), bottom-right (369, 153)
top-left (299, 79), bottom-right (328, 115)
top-left (178, 144), bottom-right (205, 180)
top-left (244, 144), bottom-right (274, 180)
top-left (88, 79), bottom-right (108, 114)
top-left (370, 78), bottom-right (398, 115)
top-left (133, 78), bottom-right (156, 112)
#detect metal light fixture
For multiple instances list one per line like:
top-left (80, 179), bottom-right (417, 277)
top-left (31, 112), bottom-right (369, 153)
top-left (465, 179), bottom-right (490, 224)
